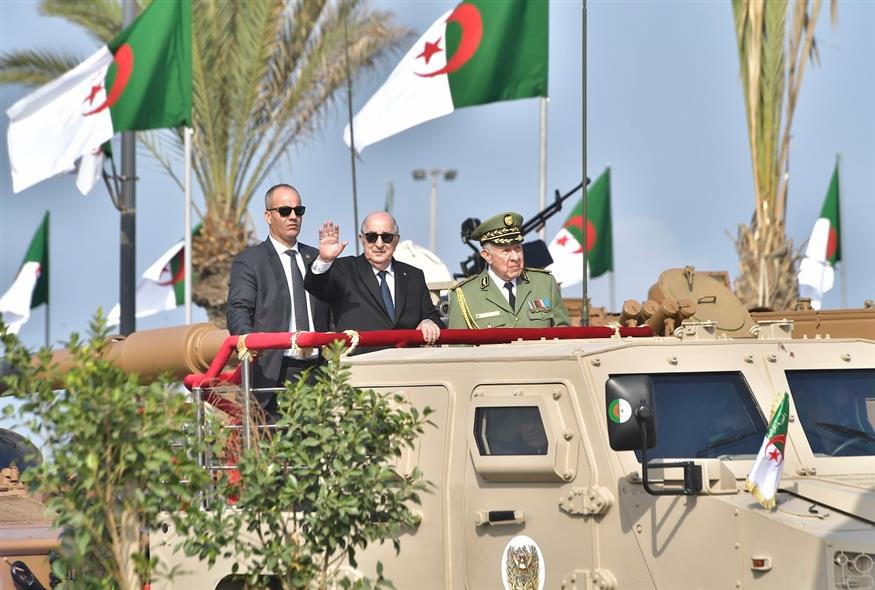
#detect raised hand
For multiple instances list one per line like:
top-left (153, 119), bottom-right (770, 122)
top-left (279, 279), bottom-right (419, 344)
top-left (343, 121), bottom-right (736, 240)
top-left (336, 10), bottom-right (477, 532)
top-left (318, 220), bottom-right (348, 263)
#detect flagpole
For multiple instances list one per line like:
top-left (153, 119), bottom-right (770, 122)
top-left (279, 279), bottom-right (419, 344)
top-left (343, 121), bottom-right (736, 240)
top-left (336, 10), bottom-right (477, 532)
top-left (45, 211), bottom-right (50, 349)
top-left (538, 97), bottom-right (548, 239)
top-left (609, 271), bottom-right (616, 314)
top-left (119, 0), bottom-right (138, 337)
top-left (580, 0), bottom-right (589, 326)
top-left (344, 17), bottom-right (361, 256)
top-left (836, 153), bottom-right (846, 308)
top-left (184, 127), bottom-right (193, 324)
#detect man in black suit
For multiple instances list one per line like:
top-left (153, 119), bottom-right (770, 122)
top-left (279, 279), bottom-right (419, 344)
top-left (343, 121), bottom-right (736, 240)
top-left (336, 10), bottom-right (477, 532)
top-left (227, 184), bottom-right (330, 415)
top-left (304, 211), bottom-right (442, 348)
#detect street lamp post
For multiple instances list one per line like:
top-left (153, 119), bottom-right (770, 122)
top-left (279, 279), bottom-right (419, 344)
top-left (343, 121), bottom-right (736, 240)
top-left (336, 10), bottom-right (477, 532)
top-left (413, 168), bottom-right (457, 254)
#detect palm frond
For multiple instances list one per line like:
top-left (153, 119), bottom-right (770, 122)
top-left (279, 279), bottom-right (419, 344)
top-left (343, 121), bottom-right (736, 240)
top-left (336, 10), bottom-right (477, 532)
top-left (0, 50), bottom-right (85, 86)
top-left (731, 0), bottom-right (836, 309)
top-left (40, 0), bottom-right (122, 45)
top-left (0, 0), bottom-right (414, 322)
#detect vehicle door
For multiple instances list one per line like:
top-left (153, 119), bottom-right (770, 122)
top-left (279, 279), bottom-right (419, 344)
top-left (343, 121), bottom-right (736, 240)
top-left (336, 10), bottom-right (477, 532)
top-left (463, 382), bottom-right (590, 589)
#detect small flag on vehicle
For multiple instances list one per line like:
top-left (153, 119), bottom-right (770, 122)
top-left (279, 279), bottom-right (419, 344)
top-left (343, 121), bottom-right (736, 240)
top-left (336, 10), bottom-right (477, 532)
top-left (746, 393), bottom-right (790, 509)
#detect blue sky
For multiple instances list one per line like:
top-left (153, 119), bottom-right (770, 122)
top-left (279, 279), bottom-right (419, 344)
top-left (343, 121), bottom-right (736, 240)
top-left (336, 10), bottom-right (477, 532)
top-left (1, 0), bottom-right (873, 352)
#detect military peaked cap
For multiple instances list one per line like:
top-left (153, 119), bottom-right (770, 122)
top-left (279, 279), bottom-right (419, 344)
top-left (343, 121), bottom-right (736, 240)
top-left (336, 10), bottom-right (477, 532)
top-left (473, 212), bottom-right (524, 245)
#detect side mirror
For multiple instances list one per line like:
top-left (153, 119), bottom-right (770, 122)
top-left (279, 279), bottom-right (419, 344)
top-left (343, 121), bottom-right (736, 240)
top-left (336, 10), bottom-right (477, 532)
top-left (606, 375), bottom-right (656, 451)
top-left (605, 375), bottom-right (702, 496)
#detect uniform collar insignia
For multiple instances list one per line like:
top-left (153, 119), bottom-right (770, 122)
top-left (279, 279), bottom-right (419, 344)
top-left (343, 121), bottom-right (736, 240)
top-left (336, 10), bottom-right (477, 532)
top-left (480, 275), bottom-right (489, 289)
top-left (520, 269), bottom-right (528, 282)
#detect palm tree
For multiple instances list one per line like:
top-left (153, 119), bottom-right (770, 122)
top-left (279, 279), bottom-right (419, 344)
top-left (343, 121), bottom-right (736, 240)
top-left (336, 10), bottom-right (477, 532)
top-left (1, 0), bottom-right (410, 326)
top-left (730, 0), bottom-right (836, 310)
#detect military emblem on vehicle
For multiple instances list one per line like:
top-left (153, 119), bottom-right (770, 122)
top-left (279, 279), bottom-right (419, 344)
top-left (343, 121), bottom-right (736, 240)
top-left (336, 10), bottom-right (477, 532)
top-left (608, 398), bottom-right (632, 424)
top-left (501, 535), bottom-right (544, 590)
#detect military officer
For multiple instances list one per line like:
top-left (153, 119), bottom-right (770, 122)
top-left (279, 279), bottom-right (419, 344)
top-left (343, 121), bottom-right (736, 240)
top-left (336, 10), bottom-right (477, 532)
top-left (448, 212), bottom-right (570, 329)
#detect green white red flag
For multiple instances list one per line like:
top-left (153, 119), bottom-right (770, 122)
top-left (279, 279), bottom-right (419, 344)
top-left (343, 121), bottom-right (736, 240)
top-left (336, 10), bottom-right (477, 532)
top-left (6, 0), bottom-right (191, 194)
top-left (0, 212), bottom-right (49, 334)
top-left (797, 162), bottom-right (841, 309)
top-left (547, 168), bottom-right (613, 286)
top-left (107, 238), bottom-right (185, 325)
top-left (746, 393), bottom-right (790, 510)
top-left (343, 0), bottom-right (548, 152)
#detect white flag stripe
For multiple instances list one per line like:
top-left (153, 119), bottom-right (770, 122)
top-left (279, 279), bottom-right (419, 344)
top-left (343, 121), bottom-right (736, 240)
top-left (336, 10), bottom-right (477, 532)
top-left (107, 240), bottom-right (184, 325)
top-left (547, 228), bottom-right (585, 287)
top-left (746, 436), bottom-right (784, 505)
top-left (0, 262), bottom-right (42, 334)
top-left (343, 10), bottom-right (454, 153)
top-left (7, 46), bottom-right (114, 193)
top-left (797, 217), bottom-right (834, 310)
top-left (75, 149), bottom-right (105, 195)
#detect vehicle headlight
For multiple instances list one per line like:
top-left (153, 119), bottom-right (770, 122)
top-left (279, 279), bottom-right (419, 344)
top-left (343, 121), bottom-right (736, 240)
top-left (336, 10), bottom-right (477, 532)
top-left (834, 551), bottom-right (874, 589)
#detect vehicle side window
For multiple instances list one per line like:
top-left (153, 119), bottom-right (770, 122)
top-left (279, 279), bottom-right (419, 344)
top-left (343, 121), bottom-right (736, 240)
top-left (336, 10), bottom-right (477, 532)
top-left (474, 406), bottom-right (548, 456)
top-left (786, 369), bottom-right (875, 457)
top-left (628, 372), bottom-right (766, 462)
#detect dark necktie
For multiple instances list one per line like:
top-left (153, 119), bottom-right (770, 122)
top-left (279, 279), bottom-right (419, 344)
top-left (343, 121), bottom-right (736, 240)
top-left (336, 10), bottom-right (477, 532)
top-left (286, 250), bottom-right (310, 332)
top-left (378, 270), bottom-right (395, 321)
top-left (504, 281), bottom-right (516, 311)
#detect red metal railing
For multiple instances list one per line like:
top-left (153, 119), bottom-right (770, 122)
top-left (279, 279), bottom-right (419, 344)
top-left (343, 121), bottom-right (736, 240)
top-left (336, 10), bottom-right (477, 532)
top-left (184, 326), bottom-right (652, 392)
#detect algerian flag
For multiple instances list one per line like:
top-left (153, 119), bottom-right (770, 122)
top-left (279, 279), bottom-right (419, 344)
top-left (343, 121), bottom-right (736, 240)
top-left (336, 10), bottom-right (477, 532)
top-left (797, 162), bottom-right (841, 309)
top-left (746, 393), bottom-right (790, 510)
top-left (0, 212), bottom-right (49, 334)
top-left (547, 168), bottom-right (613, 286)
top-left (343, 0), bottom-right (547, 152)
top-left (6, 0), bottom-right (191, 194)
top-left (107, 238), bottom-right (186, 325)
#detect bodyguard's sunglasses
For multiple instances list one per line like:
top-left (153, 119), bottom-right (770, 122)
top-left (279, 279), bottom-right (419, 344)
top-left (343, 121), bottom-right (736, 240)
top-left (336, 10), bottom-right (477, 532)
top-left (362, 232), bottom-right (396, 244)
top-left (267, 205), bottom-right (306, 217)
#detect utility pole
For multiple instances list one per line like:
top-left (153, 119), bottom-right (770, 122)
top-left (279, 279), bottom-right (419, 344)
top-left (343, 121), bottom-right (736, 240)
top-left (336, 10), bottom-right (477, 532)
top-left (119, 0), bottom-right (137, 336)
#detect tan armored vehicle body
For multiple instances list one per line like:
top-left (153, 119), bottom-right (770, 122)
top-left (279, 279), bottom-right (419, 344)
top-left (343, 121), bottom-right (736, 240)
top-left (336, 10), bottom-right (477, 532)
top-left (4, 268), bottom-right (874, 589)
top-left (148, 321), bottom-right (875, 590)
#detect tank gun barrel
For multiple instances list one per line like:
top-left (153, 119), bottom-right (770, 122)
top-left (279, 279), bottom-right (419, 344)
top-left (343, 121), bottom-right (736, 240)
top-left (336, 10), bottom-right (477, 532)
top-left (1, 323), bottom-right (228, 392)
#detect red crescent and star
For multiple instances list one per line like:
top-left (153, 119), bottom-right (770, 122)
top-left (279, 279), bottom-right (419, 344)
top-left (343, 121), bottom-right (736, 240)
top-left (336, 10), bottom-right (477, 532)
top-left (156, 254), bottom-right (186, 287)
top-left (83, 43), bottom-right (134, 116)
top-left (766, 433), bottom-right (786, 464)
top-left (556, 216), bottom-right (597, 253)
top-left (825, 227), bottom-right (838, 261)
top-left (415, 3), bottom-right (483, 78)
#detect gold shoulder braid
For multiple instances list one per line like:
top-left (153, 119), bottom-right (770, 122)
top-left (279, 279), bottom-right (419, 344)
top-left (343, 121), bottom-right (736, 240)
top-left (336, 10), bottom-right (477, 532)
top-left (450, 274), bottom-right (477, 289)
top-left (454, 288), bottom-right (480, 329)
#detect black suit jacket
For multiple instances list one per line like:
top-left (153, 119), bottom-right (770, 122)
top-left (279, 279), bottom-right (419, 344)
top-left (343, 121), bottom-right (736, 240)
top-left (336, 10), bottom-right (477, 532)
top-left (227, 239), bottom-right (330, 388)
top-left (304, 255), bottom-right (443, 346)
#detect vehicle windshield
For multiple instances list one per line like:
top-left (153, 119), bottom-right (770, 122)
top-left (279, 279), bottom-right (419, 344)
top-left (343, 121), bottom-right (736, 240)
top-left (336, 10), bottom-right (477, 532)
top-left (632, 372), bottom-right (767, 462)
top-left (786, 369), bottom-right (875, 457)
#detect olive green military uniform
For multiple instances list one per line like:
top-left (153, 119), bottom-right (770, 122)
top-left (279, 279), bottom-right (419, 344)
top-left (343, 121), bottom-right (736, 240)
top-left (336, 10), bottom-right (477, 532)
top-left (447, 211), bottom-right (570, 329)
top-left (448, 267), bottom-right (570, 328)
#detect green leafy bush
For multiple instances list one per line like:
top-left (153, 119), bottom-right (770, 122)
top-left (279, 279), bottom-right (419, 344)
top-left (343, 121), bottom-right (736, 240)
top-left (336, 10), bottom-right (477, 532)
top-left (1, 315), bottom-right (223, 590)
top-left (185, 342), bottom-right (432, 590)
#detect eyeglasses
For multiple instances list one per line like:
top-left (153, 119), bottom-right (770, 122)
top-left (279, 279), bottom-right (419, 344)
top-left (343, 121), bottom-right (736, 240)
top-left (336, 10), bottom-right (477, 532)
top-left (362, 232), bottom-right (396, 244)
top-left (267, 205), bottom-right (306, 217)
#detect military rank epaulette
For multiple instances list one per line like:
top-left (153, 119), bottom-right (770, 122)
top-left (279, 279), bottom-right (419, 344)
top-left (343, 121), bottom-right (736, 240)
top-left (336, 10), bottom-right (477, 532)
top-left (524, 267), bottom-right (553, 274)
top-left (450, 274), bottom-right (478, 290)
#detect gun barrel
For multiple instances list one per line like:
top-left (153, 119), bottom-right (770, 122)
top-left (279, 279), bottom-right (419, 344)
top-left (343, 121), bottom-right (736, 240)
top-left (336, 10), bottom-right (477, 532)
top-left (4, 323), bottom-right (229, 390)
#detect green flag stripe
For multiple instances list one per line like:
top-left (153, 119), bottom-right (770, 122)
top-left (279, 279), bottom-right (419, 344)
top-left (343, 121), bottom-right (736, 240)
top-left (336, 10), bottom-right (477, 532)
top-left (563, 168), bottom-right (613, 278)
top-left (22, 212), bottom-right (49, 308)
top-left (106, 0), bottom-right (192, 131)
top-left (765, 394), bottom-right (790, 439)
top-left (819, 163), bottom-right (841, 265)
top-left (172, 223), bottom-right (201, 305)
top-left (171, 248), bottom-right (185, 305)
top-left (446, 0), bottom-right (548, 108)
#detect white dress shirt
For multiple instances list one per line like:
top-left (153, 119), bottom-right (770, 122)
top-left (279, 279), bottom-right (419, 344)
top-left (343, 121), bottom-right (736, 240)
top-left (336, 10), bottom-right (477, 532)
top-left (269, 236), bottom-right (316, 358)
top-left (488, 267), bottom-right (516, 305)
top-left (311, 258), bottom-right (396, 304)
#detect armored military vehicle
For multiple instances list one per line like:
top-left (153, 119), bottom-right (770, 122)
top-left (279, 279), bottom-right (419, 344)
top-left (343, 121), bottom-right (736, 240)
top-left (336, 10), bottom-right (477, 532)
top-left (3, 268), bottom-right (874, 590)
